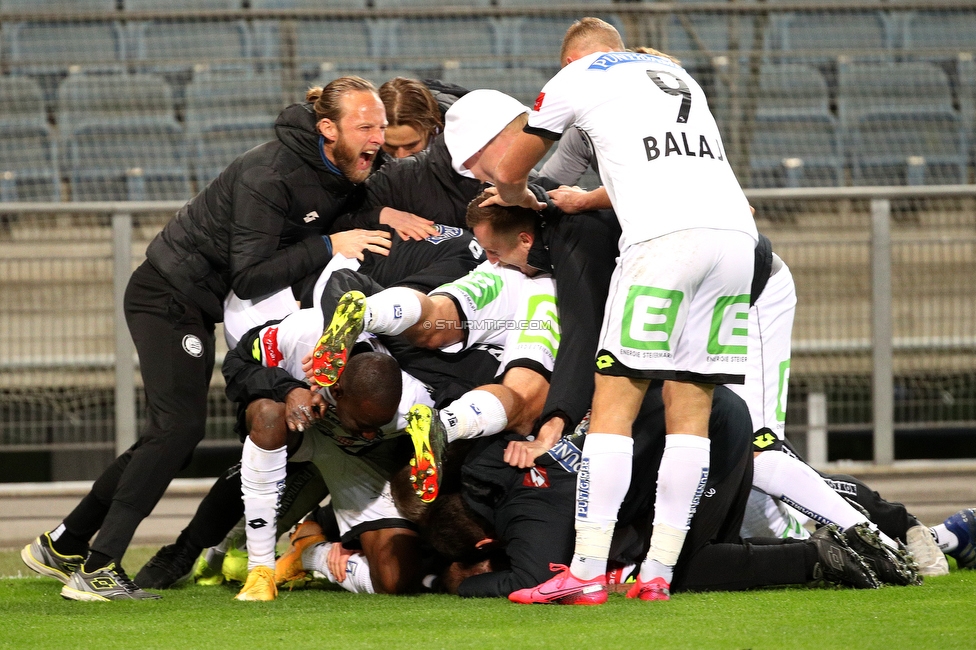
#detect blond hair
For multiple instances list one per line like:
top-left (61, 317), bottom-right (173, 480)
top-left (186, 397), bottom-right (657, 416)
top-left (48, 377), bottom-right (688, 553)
top-left (632, 46), bottom-right (681, 66)
top-left (560, 17), bottom-right (624, 64)
top-left (379, 77), bottom-right (443, 140)
top-left (305, 76), bottom-right (377, 122)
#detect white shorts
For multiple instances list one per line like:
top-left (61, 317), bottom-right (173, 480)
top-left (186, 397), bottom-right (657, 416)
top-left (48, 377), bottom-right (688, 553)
top-left (728, 255), bottom-right (796, 439)
top-left (290, 433), bottom-right (410, 543)
top-left (433, 261), bottom-right (560, 378)
top-left (597, 228), bottom-right (755, 384)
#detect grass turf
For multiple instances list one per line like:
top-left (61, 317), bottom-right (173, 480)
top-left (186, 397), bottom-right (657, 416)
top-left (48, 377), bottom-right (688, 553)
top-left (0, 546), bottom-right (973, 650)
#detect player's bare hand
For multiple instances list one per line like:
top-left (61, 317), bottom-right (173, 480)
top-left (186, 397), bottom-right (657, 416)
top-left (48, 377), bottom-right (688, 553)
top-left (479, 186), bottom-right (545, 211)
top-left (547, 185), bottom-right (588, 214)
top-left (284, 387), bottom-right (325, 432)
top-left (329, 229), bottom-right (391, 260)
top-left (504, 417), bottom-right (566, 467)
top-left (327, 541), bottom-right (356, 582)
top-left (301, 351), bottom-right (314, 381)
top-left (379, 207), bottom-right (439, 241)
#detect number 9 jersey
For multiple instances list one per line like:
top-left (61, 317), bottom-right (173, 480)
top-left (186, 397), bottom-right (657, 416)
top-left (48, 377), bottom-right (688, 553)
top-left (526, 50), bottom-right (757, 250)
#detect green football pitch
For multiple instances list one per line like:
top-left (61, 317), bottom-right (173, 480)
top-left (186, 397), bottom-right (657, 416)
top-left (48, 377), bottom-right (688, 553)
top-left (1, 546), bottom-right (973, 650)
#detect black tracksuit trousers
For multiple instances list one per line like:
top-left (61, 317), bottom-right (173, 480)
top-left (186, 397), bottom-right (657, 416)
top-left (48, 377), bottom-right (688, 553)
top-left (62, 260), bottom-right (215, 563)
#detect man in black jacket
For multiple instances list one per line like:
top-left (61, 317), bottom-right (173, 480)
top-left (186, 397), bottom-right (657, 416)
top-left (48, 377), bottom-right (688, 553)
top-left (21, 77), bottom-right (391, 602)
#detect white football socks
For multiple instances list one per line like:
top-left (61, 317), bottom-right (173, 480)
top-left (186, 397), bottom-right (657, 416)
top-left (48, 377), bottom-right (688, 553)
top-left (570, 433), bottom-right (634, 580)
top-left (641, 434), bottom-right (710, 585)
top-left (440, 390), bottom-right (509, 443)
top-left (930, 523), bottom-right (959, 553)
top-left (364, 288), bottom-right (423, 336)
top-left (303, 542), bottom-right (375, 594)
top-left (241, 438), bottom-right (286, 570)
top-left (752, 450), bottom-right (896, 547)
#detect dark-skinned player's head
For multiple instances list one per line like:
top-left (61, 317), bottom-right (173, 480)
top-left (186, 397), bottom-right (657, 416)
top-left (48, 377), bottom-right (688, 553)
top-left (331, 352), bottom-right (402, 440)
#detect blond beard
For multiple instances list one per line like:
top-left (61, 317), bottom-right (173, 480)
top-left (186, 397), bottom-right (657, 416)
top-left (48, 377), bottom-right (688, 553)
top-left (331, 132), bottom-right (372, 184)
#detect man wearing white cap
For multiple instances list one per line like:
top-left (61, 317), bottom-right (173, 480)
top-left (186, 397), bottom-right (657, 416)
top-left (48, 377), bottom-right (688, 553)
top-left (484, 17), bottom-right (759, 605)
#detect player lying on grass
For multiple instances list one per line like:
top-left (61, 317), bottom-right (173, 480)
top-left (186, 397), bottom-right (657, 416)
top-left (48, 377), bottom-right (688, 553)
top-left (392, 385), bottom-right (919, 601)
top-left (228, 264), bottom-right (560, 600)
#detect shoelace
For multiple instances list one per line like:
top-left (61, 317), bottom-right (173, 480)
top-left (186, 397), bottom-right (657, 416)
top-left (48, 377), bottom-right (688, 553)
top-left (111, 566), bottom-right (143, 593)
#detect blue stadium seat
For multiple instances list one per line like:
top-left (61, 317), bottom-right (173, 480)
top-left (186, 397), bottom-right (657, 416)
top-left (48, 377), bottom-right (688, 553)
top-left (0, 75), bottom-right (48, 130)
top-left (373, 0), bottom-right (489, 7)
top-left (250, 0), bottom-right (366, 6)
top-left (901, 10), bottom-right (976, 62)
top-left (772, 11), bottom-right (895, 64)
top-left (0, 126), bottom-right (61, 202)
top-left (503, 14), bottom-right (622, 74)
top-left (309, 64), bottom-right (384, 91)
top-left (67, 123), bottom-right (190, 201)
top-left (749, 63), bottom-right (843, 187)
top-left (2, 20), bottom-right (125, 76)
top-left (386, 17), bottom-right (501, 74)
top-left (56, 72), bottom-right (178, 135)
top-left (441, 65), bottom-right (546, 107)
top-left (662, 14), bottom-right (757, 65)
top-left (123, 0), bottom-right (241, 9)
top-left (839, 61), bottom-right (966, 185)
top-left (129, 19), bottom-right (251, 74)
top-left (960, 56), bottom-right (976, 165)
top-left (498, 0), bottom-right (607, 4)
top-left (0, 0), bottom-right (115, 13)
top-left (255, 19), bottom-right (379, 81)
top-left (192, 121), bottom-right (274, 188)
top-left (184, 68), bottom-right (285, 133)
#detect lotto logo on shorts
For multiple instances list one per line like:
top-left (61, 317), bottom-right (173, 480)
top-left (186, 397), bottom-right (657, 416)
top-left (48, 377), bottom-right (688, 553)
top-left (621, 286), bottom-right (683, 351)
top-left (706, 294), bottom-right (750, 356)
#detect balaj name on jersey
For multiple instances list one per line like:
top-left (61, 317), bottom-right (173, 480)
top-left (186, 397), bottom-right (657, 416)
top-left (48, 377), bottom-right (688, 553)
top-left (643, 131), bottom-right (725, 162)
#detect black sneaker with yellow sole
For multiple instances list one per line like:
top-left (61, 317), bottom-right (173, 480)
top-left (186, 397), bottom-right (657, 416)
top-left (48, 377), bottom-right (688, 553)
top-left (61, 563), bottom-right (162, 601)
top-left (21, 532), bottom-right (85, 584)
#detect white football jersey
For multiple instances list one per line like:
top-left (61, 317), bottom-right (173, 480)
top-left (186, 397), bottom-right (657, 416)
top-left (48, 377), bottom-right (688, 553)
top-left (252, 308), bottom-right (434, 449)
top-left (528, 51), bottom-right (757, 249)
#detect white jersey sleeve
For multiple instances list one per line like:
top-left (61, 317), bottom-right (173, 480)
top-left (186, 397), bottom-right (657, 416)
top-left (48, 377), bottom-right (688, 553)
top-left (496, 274), bottom-right (560, 379)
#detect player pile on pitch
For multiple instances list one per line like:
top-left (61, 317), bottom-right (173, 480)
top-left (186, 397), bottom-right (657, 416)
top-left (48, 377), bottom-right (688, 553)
top-left (24, 18), bottom-right (974, 603)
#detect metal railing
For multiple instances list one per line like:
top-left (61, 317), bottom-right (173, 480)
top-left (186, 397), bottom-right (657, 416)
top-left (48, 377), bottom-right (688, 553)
top-left (1, 184), bottom-right (974, 464)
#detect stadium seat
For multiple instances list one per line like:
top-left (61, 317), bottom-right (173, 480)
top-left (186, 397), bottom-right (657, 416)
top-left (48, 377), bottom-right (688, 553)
top-left (503, 14), bottom-right (623, 74)
top-left (309, 64), bottom-right (384, 91)
top-left (386, 17), bottom-right (501, 74)
top-left (661, 14), bottom-right (757, 63)
top-left (772, 11), bottom-right (895, 64)
top-left (2, 20), bottom-right (125, 76)
top-left (184, 68), bottom-right (285, 133)
top-left (373, 0), bottom-right (489, 7)
top-left (498, 0), bottom-right (608, 5)
top-left (250, 0), bottom-right (366, 7)
top-left (960, 56), bottom-right (976, 164)
top-left (0, 126), bottom-right (61, 202)
top-left (192, 121), bottom-right (275, 187)
top-left (129, 19), bottom-right (251, 74)
top-left (0, 0), bottom-right (115, 13)
top-left (839, 61), bottom-right (966, 185)
top-left (55, 72), bottom-right (178, 135)
top-left (748, 63), bottom-right (843, 188)
top-left (900, 10), bottom-right (976, 61)
top-left (255, 19), bottom-right (380, 81)
top-left (441, 66), bottom-right (546, 107)
top-left (123, 0), bottom-right (241, 9)
top-left (67, 123), bottom-right (190, 201)
top-left (0, 75), bottom-right (48, 130)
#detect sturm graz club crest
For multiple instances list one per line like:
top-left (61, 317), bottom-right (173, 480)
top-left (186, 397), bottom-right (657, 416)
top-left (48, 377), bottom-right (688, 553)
top-left (182, 334), bottom-right (203, 358)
